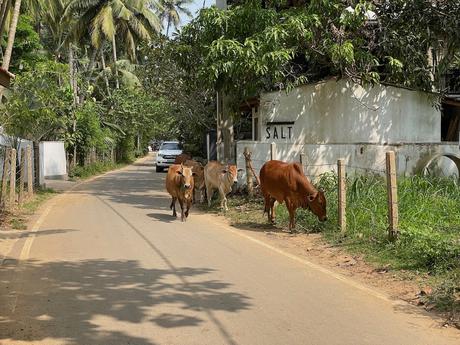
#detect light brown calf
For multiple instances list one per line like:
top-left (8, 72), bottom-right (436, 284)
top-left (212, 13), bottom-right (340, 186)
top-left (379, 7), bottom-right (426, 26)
top-left (204, 161), bottom-right (241, 211)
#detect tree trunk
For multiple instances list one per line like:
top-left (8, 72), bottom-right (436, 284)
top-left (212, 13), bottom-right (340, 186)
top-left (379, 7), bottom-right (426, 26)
top-left (100, 53), bottom-right (111, 96)
top-left (0, 0), bottom-right (11, 46)
top-left (2, 0), bottom-right (21, 70)
top-left (68, 45), bottom-right (79, 106)
top-left (69, 45), bottom-right (79, 168)
top-left (86, 47), bottom-right (100, 73)
top-left (166, 17), bottom-right (171, 36)
top-left (111, 34), bottom-right (120, 89)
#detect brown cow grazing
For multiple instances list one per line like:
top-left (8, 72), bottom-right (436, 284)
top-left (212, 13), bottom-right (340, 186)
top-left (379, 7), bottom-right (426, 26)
top-left (260, 160), bottom-right (327, 232)
top-left (166, 164), bottom-right (195, 222)
top-left (184, 160), bottom-right (205, 203)
top-left (174, 153), bottom-right (192, 164)
top-left (204, 161), bottom-right (241, 211)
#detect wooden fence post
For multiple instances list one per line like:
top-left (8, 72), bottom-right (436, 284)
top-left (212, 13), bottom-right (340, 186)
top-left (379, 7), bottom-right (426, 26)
top-left (243, 147), bottom-right (254, 196)
top-left (270, 142), bottom-right (276, 160)
top-left (19, 148), bottom-right (26, 204)
top-left (27, 145), bottom-right (33, 197)
top-left (9, 148), bottom-right (17, 206)
top-left (338, 159), bottom-right (346, 234)
top-left (1, 148), bottom-right (11, 208)
top-left (299, 152), bottom-right (306, 173)
top-left (386, 151), bottom-right (399, 241)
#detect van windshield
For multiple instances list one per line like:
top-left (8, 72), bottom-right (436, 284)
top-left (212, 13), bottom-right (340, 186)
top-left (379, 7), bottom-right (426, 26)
top-left (161, 143), bottom-right (181, 150)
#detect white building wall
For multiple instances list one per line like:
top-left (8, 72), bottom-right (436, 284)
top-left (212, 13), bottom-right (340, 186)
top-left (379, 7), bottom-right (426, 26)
top-left (259, 79), bottom-right (440, 145)
top-left (234, 80), bottom-right (460, 182)
top-left (39, 141), bottom-right (67, 182)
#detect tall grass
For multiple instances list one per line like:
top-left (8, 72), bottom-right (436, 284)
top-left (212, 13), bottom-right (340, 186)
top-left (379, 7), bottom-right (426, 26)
top-left (277, 173), bottom-right (460, 273)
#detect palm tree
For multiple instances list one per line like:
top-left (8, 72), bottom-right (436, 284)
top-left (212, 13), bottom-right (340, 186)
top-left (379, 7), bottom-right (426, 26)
top-left (2, 0), bottom-right (22, 71)
top-left (65, 0), bottom-right (160, 88)
top-left (158, 0), bottom-right (192, 36)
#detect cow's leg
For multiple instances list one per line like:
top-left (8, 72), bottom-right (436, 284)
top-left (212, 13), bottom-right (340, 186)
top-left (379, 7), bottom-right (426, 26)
top-left (199, 188), bottom-right (205, 204)
top-left (269, 197), bottom-right (276, 223)
top-left (206, 183), bottom-right (213, 207)
top-left (185, 200), bottom-right (191, 220)
top-left (219, 187), bottom-right (228, 211)
top-left (263, 193), bottom-right (271, 221)
top-left (286, 201), bottom-right (296, 232)
top-left (178, 198), bottom-right (185, 222)
top-left (170, 197), bottom-right (177, 217)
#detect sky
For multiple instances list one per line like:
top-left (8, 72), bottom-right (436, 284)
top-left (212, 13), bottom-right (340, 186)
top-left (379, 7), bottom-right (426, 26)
top-left (174, 0), bottom-right (213, 35)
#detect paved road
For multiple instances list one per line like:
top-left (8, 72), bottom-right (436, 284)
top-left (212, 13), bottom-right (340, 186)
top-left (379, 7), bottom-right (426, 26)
top-left (1, 156), bottom-right (459, 345)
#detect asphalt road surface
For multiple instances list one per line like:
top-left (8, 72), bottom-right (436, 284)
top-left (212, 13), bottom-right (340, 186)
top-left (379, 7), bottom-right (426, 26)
top-left (1, 156), bottom-right (459, 345)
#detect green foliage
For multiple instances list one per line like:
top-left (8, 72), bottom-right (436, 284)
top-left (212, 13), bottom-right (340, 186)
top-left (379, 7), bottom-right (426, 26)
top-left (7, 15), bottom-right (46, 73)
top-left (178, 0), bottom-right (460, 108)
top-left (0, 60), bottom-right (73, 142)
top-left (139, 40), bottom-right (214, 155)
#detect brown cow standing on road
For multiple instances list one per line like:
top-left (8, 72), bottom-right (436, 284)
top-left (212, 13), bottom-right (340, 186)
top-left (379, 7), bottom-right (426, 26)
top-left (174, 153), bottom-right (192, 164)
top-left (260, 160), bottom-right (327, 231)
top-left (184, 160), bottom-right (205, 204)
top-left (166, 164), bottom-right (195, 222)
top-left (204, 161), bottom-right (241, 211)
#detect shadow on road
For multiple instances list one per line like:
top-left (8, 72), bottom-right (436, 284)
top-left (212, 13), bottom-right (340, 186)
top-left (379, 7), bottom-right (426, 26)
top-left (0, 229), bottom-right (77, 240)
top-left (147, 212), bottom-right (176, 223)
top-left (0, 258), bottom-right (251, 345)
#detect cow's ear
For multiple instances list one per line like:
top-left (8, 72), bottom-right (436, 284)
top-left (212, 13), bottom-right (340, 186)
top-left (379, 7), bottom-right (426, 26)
top-left (177, 170), bottom-right (183, 176)
top-left (192, 172), bottom-right (197, 176)
top-left (307, 193), bottom-right (318, 202)
top-left (221, 169), bottom-right (228, 174)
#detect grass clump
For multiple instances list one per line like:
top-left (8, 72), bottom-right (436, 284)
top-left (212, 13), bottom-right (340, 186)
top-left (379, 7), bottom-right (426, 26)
top-left (68, 161), bottom-right (126, 180)
top-left (5, 188), bottom-right (56, 230)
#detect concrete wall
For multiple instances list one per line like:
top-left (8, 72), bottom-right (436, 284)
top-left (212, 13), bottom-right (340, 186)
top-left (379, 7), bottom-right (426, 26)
top-left (39, 141), bottom-right (67, 182)
top-left (257, 79), bottom-right (440, 145)
top-left (236, 141), bottom-right (460, 183)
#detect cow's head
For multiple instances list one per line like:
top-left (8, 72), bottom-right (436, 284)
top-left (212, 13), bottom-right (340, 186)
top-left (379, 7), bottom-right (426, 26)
top-left (222, 165), bottom-right (242, 185)
top-left (192, 163), bottom-right (205, 188)
top-left (305, 189), bottom-right (327, 222)
top-left (177, 164), bottom-right (194, 197)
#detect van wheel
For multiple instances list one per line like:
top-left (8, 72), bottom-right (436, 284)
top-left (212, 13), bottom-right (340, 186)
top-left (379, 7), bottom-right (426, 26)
top-left (156, 166), bottom-right (163, 173)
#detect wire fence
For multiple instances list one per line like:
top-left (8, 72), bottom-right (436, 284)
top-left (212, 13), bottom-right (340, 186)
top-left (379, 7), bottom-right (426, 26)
top-left (241, 146), bottom-right (400, 240)
top-left (0, 144), bottom-right (35, 211)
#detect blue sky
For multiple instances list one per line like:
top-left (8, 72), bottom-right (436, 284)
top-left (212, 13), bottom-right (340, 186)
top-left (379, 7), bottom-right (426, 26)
top-left (175, 0), bottom-right (212, 34)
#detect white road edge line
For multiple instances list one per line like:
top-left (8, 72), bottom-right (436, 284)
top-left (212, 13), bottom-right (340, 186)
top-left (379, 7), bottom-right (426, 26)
top-left (18, 198), bottom-right (58, 261)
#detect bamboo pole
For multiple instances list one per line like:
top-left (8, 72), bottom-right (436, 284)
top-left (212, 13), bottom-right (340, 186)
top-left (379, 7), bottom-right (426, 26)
top-left (18, 148), bottom-right (25, 204)
top-left (386, 151), bottom-right (399, 241)
top-left (338, 159), bottom-right (346, 234)
top-left (9, 148), bottom-right (16, 206)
